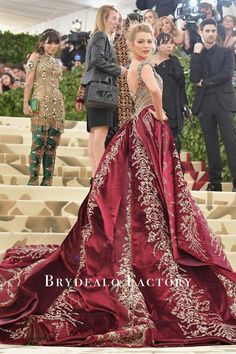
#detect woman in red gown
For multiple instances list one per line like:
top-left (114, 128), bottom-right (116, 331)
top-left (0, 23), bottom-right (236, 347)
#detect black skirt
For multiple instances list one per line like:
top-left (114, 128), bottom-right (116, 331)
top-left (85, 85), bottom-right (114, 132)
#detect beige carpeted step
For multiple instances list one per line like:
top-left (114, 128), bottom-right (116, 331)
top-left (0, 153), bottom-right (90, 167)
top-left (191, 190), bottom-right (236, 206)
top-left (0, 134), bottom-right (88, 147)
top-left (0, 116), bottom-right (87, 130)
top-left (199, 205), bottom-right (236, 219)
top-left (0, 215), bottom-right (77, 233)
top-left (0, 185), bottom-right (89, 201)
top-left (0, 232), bottom-right (66, 249)
top-left (0, 125), bottom-right (89, 138)
top-left (0, 163), bottom-right (92, 178)
top-left (217, 235), bottom-right (236, 252)
top-left (0, 174), bottom-right (90, 187)
top-left (0, 143), bottom-right (88, 156)
top-left (0, 200), bottom-right (81, 216)
top-left (224, 252), bottom-right (236, 271)
top-left (0, 200), bottom-right (80, 216)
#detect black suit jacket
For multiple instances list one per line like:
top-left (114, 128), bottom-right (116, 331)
top-left (190, 45), bottom-right (236, 115)
top-left (81, 31), bottom-right (121, 86)
top-left (136, 0), bottom-right (178, 17)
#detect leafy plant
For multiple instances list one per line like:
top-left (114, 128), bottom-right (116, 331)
top-left (0, 31), bottom-right (38, 64)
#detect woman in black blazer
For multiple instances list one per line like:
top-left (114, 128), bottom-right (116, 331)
top-left (80, 5), bottom-right (127, 180)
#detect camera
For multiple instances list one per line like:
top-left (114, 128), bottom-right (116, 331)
top-left (68, 31), bottom-right (90, 50)
top-left (175, 0), bottom-right (206, 30)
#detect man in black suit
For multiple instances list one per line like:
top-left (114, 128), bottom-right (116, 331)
top-left (190, 18), bottom-right (236, 192)
top-left (136, 0), bottom-right (178, 17)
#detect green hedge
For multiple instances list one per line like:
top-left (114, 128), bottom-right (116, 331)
top-left (0, 31), bottom-right (38, 64)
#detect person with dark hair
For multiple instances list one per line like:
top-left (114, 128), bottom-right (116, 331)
top-left (124, 12), bottom-right (143, 28)
top-left (60, 31), bottom-right (90, 70)
top-left (23, 28), bottom-right (65, 186)
top-left (0, 72), bottom-right (15, 93)
top-left (190, 18), bottom-right (236, 192)
top-left (199, 2), bottom-right (226, 44)
top-left (136, 0), bottom-right (179, 18)
top-left (151, 32), bottom-right (188, 154)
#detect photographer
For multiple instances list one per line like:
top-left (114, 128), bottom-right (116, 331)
top-left (179, 1), bottom-right (226, 54)
top-left (136, 0), bottom-right (179, 17)
top-left (60, 31), bottom-right (89, 70)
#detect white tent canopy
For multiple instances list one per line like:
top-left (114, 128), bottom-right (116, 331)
top-left (0, 0), bottom-right (136, 34)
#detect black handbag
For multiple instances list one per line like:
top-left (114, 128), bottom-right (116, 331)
top-left (86, 75), bottom-right (118, 109)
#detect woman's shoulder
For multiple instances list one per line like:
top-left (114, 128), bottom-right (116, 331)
top-left (91, 31), bottom-right (107, 41)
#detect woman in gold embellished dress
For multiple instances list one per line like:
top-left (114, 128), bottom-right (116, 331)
top-left (23, 29), bottom-right (65, 186)
top-left (0, 23), bottom-right (236, 347)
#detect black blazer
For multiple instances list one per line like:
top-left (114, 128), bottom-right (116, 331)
top-left (81, 31), bottom-right (121, 86)
top-left (136, 0), bottom-right (178, 17)
top-left (190, 45), bottom-right (236, 115)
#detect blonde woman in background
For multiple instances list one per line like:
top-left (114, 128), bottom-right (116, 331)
top-left (144, 9), bottom-right (159, 38)
top-left (157, 15), bottom-right (184, 46)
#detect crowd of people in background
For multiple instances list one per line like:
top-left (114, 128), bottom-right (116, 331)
top-left (1, 1), bottom-right (236, 189)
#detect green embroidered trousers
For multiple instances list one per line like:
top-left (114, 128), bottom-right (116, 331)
top-left (28, 127), bottom-right (61, 186)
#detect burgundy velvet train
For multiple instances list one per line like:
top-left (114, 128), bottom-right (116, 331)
top-left (0, 105), bottom-right (236, 346)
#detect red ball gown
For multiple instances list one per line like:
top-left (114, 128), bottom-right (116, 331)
top-left (0, 62), bottom-right (236, 346)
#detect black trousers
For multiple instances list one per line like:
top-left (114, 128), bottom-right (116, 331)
top-left (198, 93), bottom-right (236, 184)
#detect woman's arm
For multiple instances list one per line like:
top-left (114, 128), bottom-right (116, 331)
top-left (140, 63), bottom-right (167, 121)
top-left (23, 52), bottom-right (39, 116)
top-left (90, 32), bottom-right (123, 77)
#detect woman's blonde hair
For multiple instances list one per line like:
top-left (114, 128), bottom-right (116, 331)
top-left (92, 5), bottom-right (118, 33)
top-left (126, 22), bottom-right (154, 43)
top-left (144, 9), bottom-right (159, 34)
top-left (157, 16), bottom-right (178, 37)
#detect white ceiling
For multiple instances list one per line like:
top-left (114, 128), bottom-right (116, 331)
top-left (0, 0), bottom-right (136, 33)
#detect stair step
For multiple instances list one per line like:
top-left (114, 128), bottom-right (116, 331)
top-left (0, 163), bottom-right (92, 177)
top-left (0, 232), bottom-right (66, 249)
top-left (0, 153), bottom-right (90, 167)
top-left (224, 252), bottom-right (236, 271)
top-left (0, 200), bottom-right (80, 216)
top-left (0, 125), bottom-right (89, 138)
top-left (217, 235), bottom-right (236, 252)
top-left (0, 143), bottom-right (88, 156)
top-left (0, 135), bottom-right (88, 147)
top-left (0, 185), bottom-right (89, 201)
top-left (191, 191), bottom-right (236, 206)
top-left (0, 175), bottom-right (90, 187)
top-left (0, 215), bottom-right (77, 233)
top-left (0, 116), bottom-right (87, 130)
top-left (199, 205), bottom-right (236, 219)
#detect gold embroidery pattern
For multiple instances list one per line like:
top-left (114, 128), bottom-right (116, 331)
top-left (78, 129), bottom-right (126, 271)
top-left (131, 123), bottom-right (236, 342)
top-left (172, 149), bottom-right (229, 264)
top-left (217, 274), bottom-right (236, 316)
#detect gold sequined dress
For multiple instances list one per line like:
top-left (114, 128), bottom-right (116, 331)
top-left (30, 53), bottom-right (65, 133)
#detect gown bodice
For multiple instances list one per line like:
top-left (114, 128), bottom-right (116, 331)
top-left (130, 61), bottom-right (163, 116)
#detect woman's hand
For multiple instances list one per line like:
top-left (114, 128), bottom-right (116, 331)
top-left (75, 102), bottom-right (84, 112)
top-left (23, 102), bottom-right (33, 116)
top-left (120, 66), bottom-right (128, 76)
top-left (148, 108), bottom-right (168, 122)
